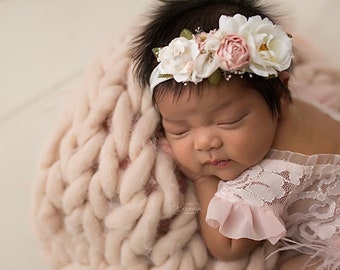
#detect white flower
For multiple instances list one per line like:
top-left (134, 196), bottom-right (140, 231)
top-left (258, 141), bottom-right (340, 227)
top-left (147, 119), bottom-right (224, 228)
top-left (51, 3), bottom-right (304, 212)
top-left (204, 32), bottom-right (221, 51)
top-left (157, 36), bottom-right (220, 84)
top-left (192, 33), bottom-right (220, 79)
top-left (158, 37), bottom-right (201, 83)
top-left (192, 51), bottom-right (219, 82)
top-left (238, 16), bottom-right (292, 77)
top-left (219, 14), bottom-right (248, 35)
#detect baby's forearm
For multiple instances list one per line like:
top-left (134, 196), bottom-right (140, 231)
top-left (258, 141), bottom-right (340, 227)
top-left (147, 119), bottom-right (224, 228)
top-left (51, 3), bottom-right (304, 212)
top-left (193, 177), bottom-right (260, 261)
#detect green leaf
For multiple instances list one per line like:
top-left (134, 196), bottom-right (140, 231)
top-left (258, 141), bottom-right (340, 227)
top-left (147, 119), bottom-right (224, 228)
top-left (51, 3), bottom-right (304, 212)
top-left (265, 74), bottom-right (277, 80)
top-left (180, 29), bottom-right (194, 40)
top-left (208, 69), bottom-right (221, 85)
top-left (152, 47), bottom-right (161, 57)
top-left (158, 74), bottom-right (173, 79)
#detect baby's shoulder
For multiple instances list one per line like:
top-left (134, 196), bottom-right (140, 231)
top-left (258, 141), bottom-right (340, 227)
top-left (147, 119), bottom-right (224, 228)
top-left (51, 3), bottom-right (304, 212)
top-left (275, 99), bottom-right (340, 155)
top-left (299, 99), bottom-right (340, 154)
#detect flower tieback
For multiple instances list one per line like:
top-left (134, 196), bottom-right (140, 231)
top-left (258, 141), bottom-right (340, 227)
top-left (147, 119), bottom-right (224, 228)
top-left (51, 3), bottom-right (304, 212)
top-left (149, 14), bottom-right (293, 93)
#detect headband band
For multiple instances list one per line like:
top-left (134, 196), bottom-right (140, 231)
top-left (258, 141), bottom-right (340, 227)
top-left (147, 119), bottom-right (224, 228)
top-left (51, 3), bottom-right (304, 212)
top-left (149, 14), bottom-right (293, 93)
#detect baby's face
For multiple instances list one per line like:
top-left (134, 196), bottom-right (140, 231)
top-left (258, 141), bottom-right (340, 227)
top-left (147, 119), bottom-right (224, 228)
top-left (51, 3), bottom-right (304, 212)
top-left (156, 79), bottom-right (278, 181)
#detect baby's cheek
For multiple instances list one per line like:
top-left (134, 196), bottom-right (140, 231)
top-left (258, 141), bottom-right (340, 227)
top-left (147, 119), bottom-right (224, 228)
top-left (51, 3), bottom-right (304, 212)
top-left (173, 148), bottom-right (194, 168)
top-left (172, 150), bottom-right (188, 167)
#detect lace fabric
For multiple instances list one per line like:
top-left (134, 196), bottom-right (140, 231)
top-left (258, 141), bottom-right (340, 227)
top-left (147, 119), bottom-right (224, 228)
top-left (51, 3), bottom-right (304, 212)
top-left (206, 149), bottom-right (340, 268)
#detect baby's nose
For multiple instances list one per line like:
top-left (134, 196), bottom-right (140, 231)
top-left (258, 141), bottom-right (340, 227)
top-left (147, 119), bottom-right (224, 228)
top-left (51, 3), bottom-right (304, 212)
top-left (193, 128), bottom-right (222, 151)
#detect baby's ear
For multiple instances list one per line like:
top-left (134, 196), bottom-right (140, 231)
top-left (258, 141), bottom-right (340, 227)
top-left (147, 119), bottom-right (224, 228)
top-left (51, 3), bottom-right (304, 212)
top-left (278, 71), bottom-right (290, 86)
top-left (158, 137), bottom-right (174, 157)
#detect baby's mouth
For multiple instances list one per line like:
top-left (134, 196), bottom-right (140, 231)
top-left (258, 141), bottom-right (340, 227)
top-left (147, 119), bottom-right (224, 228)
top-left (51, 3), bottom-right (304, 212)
top-left (206, 159), bottom-right (230, 167)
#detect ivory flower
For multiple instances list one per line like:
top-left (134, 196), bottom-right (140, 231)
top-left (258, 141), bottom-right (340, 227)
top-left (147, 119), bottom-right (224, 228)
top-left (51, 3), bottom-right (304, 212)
top-left (218, 14), bottom-right (248, 34)
top-left (192, 52), bottom-right (219, 83)
top-left (158, 37), bottom-right (200, 83)
top-left (239, 15), bottom-right (292, 76)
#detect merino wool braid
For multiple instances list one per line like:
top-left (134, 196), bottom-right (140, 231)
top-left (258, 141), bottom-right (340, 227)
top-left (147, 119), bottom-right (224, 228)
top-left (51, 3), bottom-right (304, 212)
top-left (32, 33), bottom-right (279, 270)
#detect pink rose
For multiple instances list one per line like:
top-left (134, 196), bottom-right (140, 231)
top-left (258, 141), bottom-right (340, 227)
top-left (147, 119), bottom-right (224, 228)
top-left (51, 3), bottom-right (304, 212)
top-left (216, 34), bottom-right (250, 71)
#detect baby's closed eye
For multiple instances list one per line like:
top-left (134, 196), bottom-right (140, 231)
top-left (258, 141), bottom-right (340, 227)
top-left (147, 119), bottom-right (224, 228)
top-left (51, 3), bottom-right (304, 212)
top-left (217, 113), bottom-right (248, 128)
top-left (166, 128), bottom-right (190, 138)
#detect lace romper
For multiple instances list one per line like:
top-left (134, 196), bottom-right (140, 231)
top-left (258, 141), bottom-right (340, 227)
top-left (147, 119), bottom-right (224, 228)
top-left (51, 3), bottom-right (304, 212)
top-left (206, 149), bottom-right (340, 269)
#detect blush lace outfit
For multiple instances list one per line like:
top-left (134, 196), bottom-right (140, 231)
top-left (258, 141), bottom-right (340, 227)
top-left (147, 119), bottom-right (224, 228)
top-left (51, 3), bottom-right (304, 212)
top-left (206, 149), bottom-right (340, 269)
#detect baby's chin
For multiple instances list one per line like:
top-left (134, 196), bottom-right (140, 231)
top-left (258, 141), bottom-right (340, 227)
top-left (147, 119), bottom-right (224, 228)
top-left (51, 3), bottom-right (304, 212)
top-left (213, 170), bottom-right (245, 182)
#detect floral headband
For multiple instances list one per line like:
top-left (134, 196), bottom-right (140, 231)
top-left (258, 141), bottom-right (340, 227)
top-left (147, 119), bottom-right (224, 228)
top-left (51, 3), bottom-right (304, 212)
top-left (149, 14), bottom-right (293, 92)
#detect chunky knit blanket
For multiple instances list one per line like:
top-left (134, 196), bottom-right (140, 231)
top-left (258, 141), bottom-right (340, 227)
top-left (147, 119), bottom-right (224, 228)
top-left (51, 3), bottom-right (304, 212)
top-left (32, 32), bottom-right (340, 270)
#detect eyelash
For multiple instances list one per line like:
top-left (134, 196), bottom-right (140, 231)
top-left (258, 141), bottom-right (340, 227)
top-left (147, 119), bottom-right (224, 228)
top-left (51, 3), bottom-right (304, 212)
top-left (218, 119), bottom-right (240, 126)
top-left (170, 130), bottom-right (190, 137)
top-left (218, 115), bottom-right (245, 126)
top-left (166, 114), bottom-right (247, 137)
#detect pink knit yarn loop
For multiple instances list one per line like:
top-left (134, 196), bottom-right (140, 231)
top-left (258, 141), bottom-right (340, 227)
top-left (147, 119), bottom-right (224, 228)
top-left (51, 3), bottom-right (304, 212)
top-left (32, 32), bottom-right (281, 270)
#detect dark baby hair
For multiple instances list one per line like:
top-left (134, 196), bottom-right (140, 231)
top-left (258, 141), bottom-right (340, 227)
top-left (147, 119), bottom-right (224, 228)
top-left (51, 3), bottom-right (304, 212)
top-left (131, 0), bottom-right (292, 116)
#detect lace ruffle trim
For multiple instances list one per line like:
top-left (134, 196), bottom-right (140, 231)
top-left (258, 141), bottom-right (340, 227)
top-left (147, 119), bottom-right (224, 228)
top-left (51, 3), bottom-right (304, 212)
top-left (267, 149), bottom-right (340, 167)
top-left (206, 196), bottom-right (286, 245)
